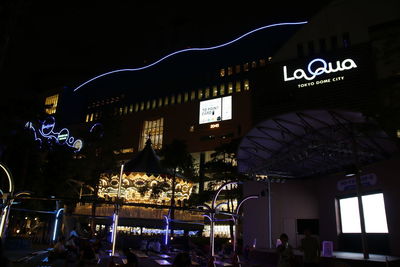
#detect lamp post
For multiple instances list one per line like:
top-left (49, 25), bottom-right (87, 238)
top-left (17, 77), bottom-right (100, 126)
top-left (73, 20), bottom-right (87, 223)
top-left (0, 163), bottom-right (14, 239)
top-left (111, 163), bottom-right (124, 256)
top-left (198, 181), bottom-right (241, 257)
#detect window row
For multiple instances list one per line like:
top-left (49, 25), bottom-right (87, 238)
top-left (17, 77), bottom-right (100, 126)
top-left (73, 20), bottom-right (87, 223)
top-left (297, 32), bottom-right (351, 57)
top-left (85, 80), bottom-right (249, 122)
top-left (219, 58), bottom-right (271, 77)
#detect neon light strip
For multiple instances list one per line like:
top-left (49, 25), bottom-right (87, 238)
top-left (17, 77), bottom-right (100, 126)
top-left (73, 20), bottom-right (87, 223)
top-left (52, 208), bottom-right (64, 241)
top-left (164, 215), bottom-right (169, 246)
top-left (0, 163), bottom-right (14, 193)
top-left (73, 21), bottom-right (307, 92)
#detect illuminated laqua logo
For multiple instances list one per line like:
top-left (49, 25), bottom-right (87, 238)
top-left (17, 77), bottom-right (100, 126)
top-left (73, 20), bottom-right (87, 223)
top-left (283, 58), bottom-right (357, 82)
top-left (25, 116), bottom-right (83, 152)
top-left (72, 21), bottom-right (308, 92)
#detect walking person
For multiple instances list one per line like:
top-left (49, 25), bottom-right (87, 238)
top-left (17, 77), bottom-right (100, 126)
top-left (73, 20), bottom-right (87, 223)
top-left (276, 233), bottom-right (294, 267)
top-left (299, 228), bottom-right (320, 267)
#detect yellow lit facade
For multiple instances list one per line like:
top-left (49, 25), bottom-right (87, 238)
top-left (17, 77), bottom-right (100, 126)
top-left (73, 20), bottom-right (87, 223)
top-left (44, 94), bottom-right (59, 114)
top-left (97, 171), bottom-right (194, 205)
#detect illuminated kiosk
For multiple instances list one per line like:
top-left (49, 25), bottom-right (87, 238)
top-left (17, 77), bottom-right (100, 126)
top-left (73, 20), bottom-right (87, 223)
top-left (74, 139), bottom-right (203, 235)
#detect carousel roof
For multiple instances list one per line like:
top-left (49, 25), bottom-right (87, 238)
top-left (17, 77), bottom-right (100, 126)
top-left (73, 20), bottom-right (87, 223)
top-left (124, 138), bottom-right (170, 175)
top-left (237, 109), bottom-right (400, 179)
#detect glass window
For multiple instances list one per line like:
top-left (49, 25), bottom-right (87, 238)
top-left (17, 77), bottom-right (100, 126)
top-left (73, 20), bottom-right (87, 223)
top-left (85, 114), bottom-right (90, 122)
top-left (220, 84), bottom-right (225, 95)
top-left (139, 118), bottom-right (164, 150)
top-left (235, 65), bottom-right (241, 74)
top-left (342, 32), bottom-right (350, 48)
top-left (140, 102), bottom-right (144, 111)
top-left (191, 91), bottom-right (196, 101)
top-left (135, 103), bottom-right (139, 112)
top-left (251, 61), bottom-right (257, 68)
top-left (205, 88), bottom-right (210, 98)
top-left (213, 86), bottom-right (218, 97)
top-left (177, 94), bottom-right (182, 104)
top-left (158, 98), bottom-right (163, 107)
top-left (90, 113), bottom-right (94, 121)
top-left (338, 193), bottom-right (388, 233)
top-left (243, 63), bottom-right (249, 72)
top-left (164, 96), bottom-right (169, 106)
top-left (44, 94), bottom-right (59, 114)
top-left (146, 101), bottom-right (151, 110)
top-left (297, 43), bottom-right (304, 57)
top-left (244, 80), bottom-right (250, 91)
top-left (235, 81), bottom-right (241, 92)
top-left (152, 99), bottom-right (157, 109)
top-left (184, 92), bottom-right (188, 102)
top-left (129, 104), bottom-right (133, 113)
top-left (228, 82), bottom-right (233, 94)
top-left (308, 41), bottom-right (315, 55)
top-left (171, 95), bottom-right (175, 105)
top-left (220, 69), bottom-right (225, 77)
top-left (124, 106), bottom-right (128, 114)
top-left (198, 89), bottom-right (203, 100)
top-left (319, 38), bottom-right (327, 52)
top-left (227, 66), bottom-right (233, 75)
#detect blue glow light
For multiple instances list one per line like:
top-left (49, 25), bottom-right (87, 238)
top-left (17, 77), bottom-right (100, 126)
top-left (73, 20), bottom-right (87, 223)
top-left (26, 116), bottom-right (83, 152)
top-left (52, 208), bottom-right (64, 241)
top-left (73, 21), bottom-right (307, 92)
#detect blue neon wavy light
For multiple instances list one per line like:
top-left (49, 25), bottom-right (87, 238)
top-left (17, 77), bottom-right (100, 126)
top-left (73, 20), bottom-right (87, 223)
top-left (73, 21), bottom-right (307, 92)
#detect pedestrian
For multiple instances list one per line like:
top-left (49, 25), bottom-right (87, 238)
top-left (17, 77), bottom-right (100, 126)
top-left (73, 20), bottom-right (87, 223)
top-left (276, 233), bottom-right (294, 267)
top-left (299, 228), bottom-right (320, 267)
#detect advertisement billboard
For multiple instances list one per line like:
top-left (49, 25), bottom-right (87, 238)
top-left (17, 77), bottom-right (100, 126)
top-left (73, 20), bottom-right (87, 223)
top-left (199, 96), bottom-right (232, 124)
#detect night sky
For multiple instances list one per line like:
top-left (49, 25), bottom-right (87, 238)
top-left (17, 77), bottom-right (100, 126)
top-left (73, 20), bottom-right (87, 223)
top-left (0, 1), bottom-right (333, 102)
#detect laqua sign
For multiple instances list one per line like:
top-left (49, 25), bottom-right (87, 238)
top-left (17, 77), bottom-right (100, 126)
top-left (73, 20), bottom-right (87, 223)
top-left (25, 116), bottom-right (83, 152)
top-left (283, 58), bottom-right (358, 88)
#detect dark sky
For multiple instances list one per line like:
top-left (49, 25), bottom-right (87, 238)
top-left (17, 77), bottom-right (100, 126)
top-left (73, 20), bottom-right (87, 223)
top-left (0, 1), bottom-right (333, 99)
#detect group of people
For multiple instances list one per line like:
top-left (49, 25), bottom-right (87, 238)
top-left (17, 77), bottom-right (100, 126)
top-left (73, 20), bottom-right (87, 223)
top-left (49, 228), bottom-right (104, 266)
top-left (277, 229), bottom-right (320, 267)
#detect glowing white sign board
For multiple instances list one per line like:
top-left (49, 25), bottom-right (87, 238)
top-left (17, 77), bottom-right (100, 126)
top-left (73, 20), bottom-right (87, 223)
top-left (199, 96), bottom-right (232, 124)
top-left (283, 58), bottom-right (357, 82)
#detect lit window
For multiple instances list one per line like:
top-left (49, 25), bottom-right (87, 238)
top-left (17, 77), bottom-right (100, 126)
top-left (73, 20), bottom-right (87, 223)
top-left (85, 114), bottom-right (90, 122)
top-left (152, 99), bottom-right (156, 109)
top-left (124, 106), bottom-right (128, 114)
top-left (146, 101), bottom-right (151, 110)
top-left (220, 69), bottom-right (225, 77)
top-left (213, 86), bottom-right (218, 97)
top-left (189, 126), bottom-right (194, 132)
top-left (139, 118), bottom-right (164, 150)
top-left (205, 88), bottom-right (210, 98)
top-left (44, 94), bottom-right (59, 114)
top-left (129, 104), bottom-right (133, 113)
top-left (235, 65), bottom-right (241, 73)
top-left (135, 103), bottom-right (139, 112)
top-left (235, 81), bottom-right (241, 92)
top-left (259, 59), bottom-right (266, 66)
top-left (198, 89), bottom-right (203, 100)
top-left (191, 91), bottom-right (196, 100)
top-left (119, 107), bottom-right (123, 115)
top-left (228, 83), bottom-right (233, 94)
top-left (140, 102), bottom-right (144, 111)
top-left (244, 80), bottom-right (250, 91)
top-left (184, 93), bottom-right (188, 102)
top-left (243, 63), bottom-right (249, 72)
top-left (227, 67), bottom-right (233, 75)
top-left (220, 84), bottom-right (225, 95)
top-left (90, 113), bottom-right (94, 122)
top-left (177, 94), bottom-right (182, 104)
top-left (164, 97), bottom-right (169, 106)
top-left (171, 95), bottom-right (175, 105)
top-left (338, 193), bottom-right (388, 234)
top-left (251, 61), bottom-right (257, 68)
top-left (158, 98), bottom-right (163, 107)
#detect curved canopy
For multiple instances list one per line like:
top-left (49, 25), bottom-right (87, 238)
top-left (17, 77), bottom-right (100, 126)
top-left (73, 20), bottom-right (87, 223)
top-left (237, 110), bottom-right (399, 179)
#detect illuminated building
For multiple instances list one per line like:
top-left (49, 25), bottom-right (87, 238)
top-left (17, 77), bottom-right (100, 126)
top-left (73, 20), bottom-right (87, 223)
top-left (35, 0), bottom-right (400, 254)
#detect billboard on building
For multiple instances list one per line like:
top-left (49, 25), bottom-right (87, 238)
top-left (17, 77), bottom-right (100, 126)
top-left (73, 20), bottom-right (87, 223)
top-left (199, 96), bottom-right (232, 124)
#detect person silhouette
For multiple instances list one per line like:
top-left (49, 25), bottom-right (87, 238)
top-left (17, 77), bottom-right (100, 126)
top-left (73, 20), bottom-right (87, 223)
top-left (276, 233), bottom-right (294, 267)
top-left (299, 228), bottom-right (320, 267)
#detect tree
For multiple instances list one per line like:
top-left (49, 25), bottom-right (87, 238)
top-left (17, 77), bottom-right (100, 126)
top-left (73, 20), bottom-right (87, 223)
top-left (159, 139), bottom-right (195, 219)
